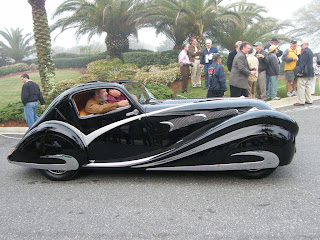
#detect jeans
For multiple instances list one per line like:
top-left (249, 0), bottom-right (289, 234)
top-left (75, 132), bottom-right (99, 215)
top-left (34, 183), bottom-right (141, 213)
top-left (24, 102), bottom-right (39, 128)
top-left (204, 63), bottom-right (212, 88)
top-left (267, 75), bottom-right (278, 99)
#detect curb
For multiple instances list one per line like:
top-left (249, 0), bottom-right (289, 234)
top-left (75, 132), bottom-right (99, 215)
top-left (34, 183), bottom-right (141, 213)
top-left (1, 96), bottom-right (320, 135)
top-left (268, 95), bottom-right (320, 109)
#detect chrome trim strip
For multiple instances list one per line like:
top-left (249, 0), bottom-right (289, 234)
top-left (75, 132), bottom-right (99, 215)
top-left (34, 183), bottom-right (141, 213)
top-left (135, 126), bottom-right (262, 168)
top-left (160, 121), bottom-right (174, 132)
top-left (8, 155), bottom-right (79, 171)
top-left (85, 102), bottom-right (197, 145)
top-left (146, 151), bottom-right (279, 171)
top-left (82, 150), bottom-right (173, 168)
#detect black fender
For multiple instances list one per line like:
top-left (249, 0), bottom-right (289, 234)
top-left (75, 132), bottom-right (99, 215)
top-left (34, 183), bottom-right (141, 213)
top-left (8, 121), bottom-right (88, 171)
top-left (134, 110), bottom-right (298, 169)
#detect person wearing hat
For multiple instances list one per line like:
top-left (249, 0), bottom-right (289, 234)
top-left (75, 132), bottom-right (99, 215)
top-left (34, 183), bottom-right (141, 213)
top-left (254, 41), bottom-right (269, 101)
top-left (293, 40), bottom-right (314, 106)
top-left (266, 45), bottom-right (281, 100)
top-left (264, 37), bottom-right (283, 57)
top-left (264, 37), bottom-right (283, 92)
top-left (282, 40), bottom-right (301, 97)
top-left (227, 41), bottom-right (242, 72)
top-left (206, 53), bottom-right (227, 98)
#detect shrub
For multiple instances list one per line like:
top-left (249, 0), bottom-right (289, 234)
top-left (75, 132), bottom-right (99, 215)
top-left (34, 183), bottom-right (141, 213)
top-left (80, 58), bottom-right (138, 82)
top-left (134, 63), bottom-right (181, 86)
top-left (146, 84), bottom-right (174, 99)
top-left (0, 63), bottom-right (30, 77)
top-left (0, 101), bottom-right (47, 123)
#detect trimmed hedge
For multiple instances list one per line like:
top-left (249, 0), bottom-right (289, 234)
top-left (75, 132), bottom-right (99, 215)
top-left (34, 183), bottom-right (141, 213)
top-left (53, 54), bottom-right (108, 68)
top-left (123, 50), bottom-right (180, 67)
top-left (0, 63), bottom-right (31, 77)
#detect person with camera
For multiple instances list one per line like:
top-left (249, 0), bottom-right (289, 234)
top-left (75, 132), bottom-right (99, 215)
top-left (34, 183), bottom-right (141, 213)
top-left (200, 39), bottom-right (219, 89)
top-left (178, 44), bottom-right (191, 93)
top-left (188, 38), bottom-right (202, 88)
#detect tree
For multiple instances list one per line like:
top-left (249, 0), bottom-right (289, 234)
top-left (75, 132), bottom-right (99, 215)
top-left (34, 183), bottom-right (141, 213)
top-left (138, 0), bottom-right (239, 49)
top-left (28, 0), bottom-right (56, 97)
top-left (51, 0), bottom-right (144, 59)
top-left (208, 1), bottom-right (291, 51)
top-left (290, 0), bottom-right (320, 43)
top-left (0, 28), bottom-right (35, 63)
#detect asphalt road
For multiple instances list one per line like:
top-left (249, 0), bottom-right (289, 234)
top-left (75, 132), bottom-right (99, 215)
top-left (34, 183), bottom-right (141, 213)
top-left (1, 102), bottom-right (320, 240)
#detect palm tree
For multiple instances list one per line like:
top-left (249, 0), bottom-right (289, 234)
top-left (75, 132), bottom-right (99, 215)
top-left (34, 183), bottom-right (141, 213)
top-left (0, 28), bottom-right (35, 63)
top-left (138, 0), bottom-right (239, 49)
top-left (28, 0), bottom-right (56, 97)
top-left (208, 1), bottom-right (291, 51)
top-left (51, 0), bottom-right (144, 59)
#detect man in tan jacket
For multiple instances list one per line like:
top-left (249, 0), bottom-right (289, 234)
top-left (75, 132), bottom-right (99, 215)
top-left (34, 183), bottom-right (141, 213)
top-left (188, 38), bottom-right (202, 88)
top-left (85, 89), bottom-right (129, 115)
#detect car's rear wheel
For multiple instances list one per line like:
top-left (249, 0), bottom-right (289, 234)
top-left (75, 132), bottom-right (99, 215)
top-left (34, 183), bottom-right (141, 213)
top-left (235, 168), bottom-right (276, 179)
top-left (40, 169), bottom-right (80, 181)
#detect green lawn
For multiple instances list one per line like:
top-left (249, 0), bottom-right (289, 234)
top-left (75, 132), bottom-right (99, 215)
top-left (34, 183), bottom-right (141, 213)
top-left (0, 70), bottom-right (83, 109)
top-left (176, 76), bottom-right (320, 99)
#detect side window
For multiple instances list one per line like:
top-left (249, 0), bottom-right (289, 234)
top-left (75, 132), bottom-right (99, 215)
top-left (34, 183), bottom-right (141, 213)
top-left (73, 91), bottom-right (93, 117)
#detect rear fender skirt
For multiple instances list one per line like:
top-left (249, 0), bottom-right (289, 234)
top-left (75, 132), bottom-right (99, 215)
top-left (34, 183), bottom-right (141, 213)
top-left (145, 151), bottom-right (279, 171)
top-left (8, 155), bottom-right (79, 171)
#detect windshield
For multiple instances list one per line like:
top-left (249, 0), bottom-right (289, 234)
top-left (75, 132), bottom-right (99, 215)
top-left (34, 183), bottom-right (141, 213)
top-left (123, 82), bottom-right (156, 104)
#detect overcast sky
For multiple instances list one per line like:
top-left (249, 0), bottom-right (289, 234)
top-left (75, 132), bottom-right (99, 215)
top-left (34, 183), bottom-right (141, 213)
top-left (0, 0), bottom-right (310, 49)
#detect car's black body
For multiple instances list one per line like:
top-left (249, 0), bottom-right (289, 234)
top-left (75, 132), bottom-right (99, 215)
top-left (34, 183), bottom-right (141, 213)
top-left (8, 81), bottom-right (299, 180)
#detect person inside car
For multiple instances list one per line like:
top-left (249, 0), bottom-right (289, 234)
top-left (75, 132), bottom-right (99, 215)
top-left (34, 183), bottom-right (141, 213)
top-left (107, 88), bottom-right (127, 103)
top-left (84, 89), bottom-right (129, 115)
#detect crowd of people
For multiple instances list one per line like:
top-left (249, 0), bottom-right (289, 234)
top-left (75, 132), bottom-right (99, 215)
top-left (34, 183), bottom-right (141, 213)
top-left (178, 37), bottom-right (320, 105)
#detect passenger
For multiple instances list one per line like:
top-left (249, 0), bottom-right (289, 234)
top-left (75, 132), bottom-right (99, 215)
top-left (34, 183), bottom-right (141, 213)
top-left (107, 88), bottom-right (127, 103)
top-left (84, 89), bottom-right (129, 115)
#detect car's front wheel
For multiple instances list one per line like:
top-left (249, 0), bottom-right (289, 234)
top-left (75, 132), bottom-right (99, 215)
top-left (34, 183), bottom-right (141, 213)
top-left (235, 168), bottom-right (276, 179)
top-left (40, 169), bottom-right (80, 181)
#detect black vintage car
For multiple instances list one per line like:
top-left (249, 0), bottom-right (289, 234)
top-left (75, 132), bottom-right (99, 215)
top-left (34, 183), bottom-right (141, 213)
top-left (8, 81), bottom-right (298, 180)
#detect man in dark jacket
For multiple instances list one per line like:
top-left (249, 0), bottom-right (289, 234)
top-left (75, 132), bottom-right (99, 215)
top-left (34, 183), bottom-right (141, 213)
top-left (254, 41), bottom-right (269, 100)
top-left (264, 37), bottom-right (283, 58)
top-left (207, 53), bottom-right (227, 97)
top-left (229, 42), bottom-right (257, 97)
top-left (21, 74), bottom-right (45, 128)
top-left (294, 40), bottom-right (314, 106)
top-left (227, 41), bottom-right (242, 72)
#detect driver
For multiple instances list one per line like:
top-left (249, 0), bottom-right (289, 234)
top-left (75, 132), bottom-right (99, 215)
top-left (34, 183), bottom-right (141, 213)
top-left (84, 89), bottom-right (129, 115)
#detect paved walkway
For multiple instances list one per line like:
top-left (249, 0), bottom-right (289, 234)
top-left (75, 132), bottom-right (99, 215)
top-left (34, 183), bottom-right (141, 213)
top-left (1, 96), bottom-right (320, 134)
